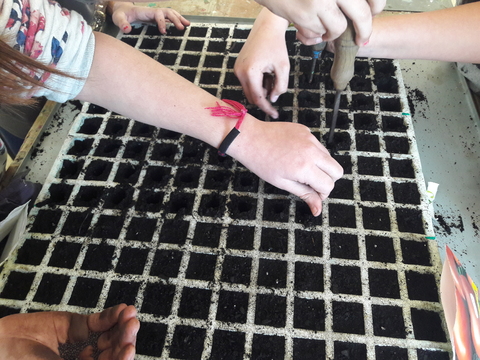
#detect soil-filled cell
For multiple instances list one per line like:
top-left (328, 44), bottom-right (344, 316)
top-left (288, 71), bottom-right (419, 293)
top-left (392, 182), bottom-right (420, 204)
top-left (233, 28), bottom-right (249, 39)
top-left (380, 97), bottom-right (402, 112)
top-left (255, 294), bottom-right (286, 327)
top-left (294, 262), bottom-right (324, 292)
top-left (15, 239), bottom-right (49, 265)
top-left (58, 159), bottom-right (84, 179)
top-left (401, 239), bottom-right (431, 266)
top-left (233, 171), bottom-right (259, 192)
top-left (103, 118), bottom-right (128, 137)
top-left (84, 160), bottom-right (112, 181)
top-left (68, 277), bottom-right (103, 308)
top-left (350, 76), bottom-right (372, 92)
top-left (331, 265), bottom-right (362, 295)
top-left (333, 154), bottom-right (353, 174)
top-left (405, 271), bottom-right (439, 302)
top-left (368, 268), bottom-right (400, 299)
top-left (40, 183), bottom-right (73, 206)
top-left (193, 222), bottom-right (222, 247)
top-left (330, 233), bottom-right (359, 259)
top-left (150, 249), bottom-right (183, 278)
top-left (325, 131), bottom-right (351, 151)
top-left (374, 60), bottom-right (396, 77)
top-left (140, 38), bottom-right (159, 50)
top-left (136, 189), bottom-right (164, 212)
top-left (198, 193), bottom-right (226, 217)
top-left (262, 198), bottom-right (290, 223)
top-left (174, 167), bottom-right (201, 188)
top-left (159, 219), bottom-right (189, 245)
top-left (78, 117), bottom-right (102, 135)
top-left (221, 255), bottom-right (252, 285)
top-left (199, 70), bottom-right (220, 84)
top-left (204, 169), bottom-right (232, 190)
top-left (33, 273), bottom-right (69, 304)
top-left (67, 139), bottom-right (94, 156)
top-left (104, 280), bottom-right (140, 307)
top-left (86, 104), bottom-right (108, 114)
top-left (228, 41), bottom-right (244, 53)
top-left (352, 94), bottom-right (375, 111)
top-left (382, 115), bottom-right (407, 132)
top-left (332, 301), bottom-right (365, 334)
top-left (207, 147), bottom-right (235, 168)
top-left (0, 271), bottom-right (35, 300)
top-left (366, 235), bottom-right (396, 263)
top-left (211, 330), bottom-right (245, 360)
top-left (48, 241), bottom-right (82, 268)
top-left (157, 52), bottom-right (177, 65)
top-left (211, 27), bottom-right (229, 39)
top-left (385, 136), bottom-right (410, 154)
top-left (417, 349), bottom-right (450, 360)
top-left (177, 69), bottom-right (196, 81)
top-left (375, 76), bottom-right (399, 93)
top-left (257, 258), bottom-right (287, 288)
top-left (162, 38), bottom-right (181, 50)
top-left (167, 193), bottom-right (195, 215)
top-left (354, 60), bottom-right (370, 77)
top-left (180, 54), bottom-right (200, 68)
top-left (295, 229), bottom-right (323, 257)
top-left (121, 37), bottom-right (137, 47)
top-left (204, 54), bottom-right (224, 68)
top-left (61, 211), bottom-right (92, 237)
top-left (73, 186), bottom-right (102, 207)
top-left (228, 195), bottom-right (257, 220)
top-left (186, 253), bottom-right (217, 281)
top-left (325, 109), bottom-right (350, 130)
top-left (329, 178), bottom-right (354, 200)
top-left (251, 334), bottom-right (285, 359)
top-left (357, 156), bottom-right (383, 176)
top-left (295, 201), bottom-right (322, 227)
top-left (293, 338), bottom-right (326, 360)
top-left (396, 208), bottom-right (424, 234)
top-left (224, 71), bottom-right (240, 86)
top-left (158, 128), bottom-right (181, 140)
top-left (375, 346), bottom-right (408, 360)
top-left (179, 138), bottom-right (207, 164)
top-left (115, 247), bottom-right (149, 275)
top-left (141, 283), bottom-right (176, 316)
top-left (354, 113), bottom-right (378, 131)
top-left (329, 203), bottom-right (356, 228)
top-left (207, 40), bottom-right (227, 53)
top-left (151, 143), bottom-right (178, 162)
top-left (184, 40), bottom-right (204, 52)
top-left (298, 90), bottom-right (320, 108)
top-left (216, 290), bottom-right (249, 323)
top-left (92, 215), bottom-right (123, 239)
top-left (136, 322), bottom-right (167, 357)
top-left (294, 297), bottom-right (325, 331)
top-left (410, 308), bottom-right (447, 342)
top-left (188, 26), bottom-right (207, 36)
top-left (260, 228), bottom-right (288, 253)
top-left (298, 109), bottom-right (320, 128)
top-left (359, 180), bottom-right (387, 202)
top-left (334, 342), bottom-right (367, 360)
top-left (362, 206), bottom-right (391, 231)
top-left (131, 121), bottom-right (155, 138)
top-left (372, 304), bottom-right (407, 338)
top-left (114, 163), bottom-right (141, 184)
top-left (123, 141), bottom-right (148, 160)
top-left (178, 287), bottom-right (212, 319)
top-left (324, 93), bottom-right (348, 109)
top-left (221, 89), bottom-right (244, 102)
top-left (142, 166), bottom-right (171, 188)
top-left (81, 244), bottom-right (115, 272)
top-left (30, 209), bottom-right (62, 234)
top-left (126, 217), bottom-right (156, 242)
top-left (356, 133), bottom-right (380, 152)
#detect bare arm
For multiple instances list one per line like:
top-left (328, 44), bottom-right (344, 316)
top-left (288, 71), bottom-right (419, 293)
top-left (357, 2), bottom-right (480, 63)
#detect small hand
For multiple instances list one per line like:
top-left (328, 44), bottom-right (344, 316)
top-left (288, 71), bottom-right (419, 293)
top-left (110, 2), bottom-right (190, 34)
top-left (234, 8), bottom-right (290, 118)
top-left (0, 304), bottom-right (139, 360)
top-left (230, 118), bottom-right (344, 216)
top-left (256, 0), bottom-right (386, 46)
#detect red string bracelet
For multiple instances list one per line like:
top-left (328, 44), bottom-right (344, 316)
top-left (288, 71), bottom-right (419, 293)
top-left (206, 99), bottom-right (247, 157)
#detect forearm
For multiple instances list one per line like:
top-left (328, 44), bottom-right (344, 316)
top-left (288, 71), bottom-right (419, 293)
top-left (252, 7), bottom-right (289, 36)
top-left (77, 32), bottom-right (243, 150)
top-left (358, 2), bottom-right (480, 63)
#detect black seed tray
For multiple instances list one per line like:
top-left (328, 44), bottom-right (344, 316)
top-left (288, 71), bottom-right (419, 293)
top-left (0, 23), bottom-right (451, 360)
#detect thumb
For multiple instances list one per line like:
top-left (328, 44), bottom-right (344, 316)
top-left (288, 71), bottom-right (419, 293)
top-left (281, 180), bottom-right (325, 217)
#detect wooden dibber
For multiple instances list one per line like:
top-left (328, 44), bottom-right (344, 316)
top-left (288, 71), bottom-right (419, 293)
top-left (328, 19), bottom-right (359, 144)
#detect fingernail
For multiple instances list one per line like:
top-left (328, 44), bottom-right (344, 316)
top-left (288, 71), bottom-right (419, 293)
top-left (123, 25), bottom-right (129, 31)
top-left (271, 95), bottom-right (279, 103)
top-left (315, 37), bottom-right (323, 43)
top-left (363, 40), bottom-right (369, 46)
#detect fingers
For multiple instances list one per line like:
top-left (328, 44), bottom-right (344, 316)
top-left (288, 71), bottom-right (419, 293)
top-left (112, 11), bottom-right (132, 34)
top-left (154, 10), bottom-right (167, 34)
top-left (367, 0), bottom-right (387, 15)
top-left (337, 0), bottom-right (374, 46)
top-left (295, 25), bottom-right (324, 46)
top-left (97, 305), bottom-right (139, 353)
top-left (236, 69), bottom-right (279, 118)
top-left (87, 304), bottom-right (129, 333)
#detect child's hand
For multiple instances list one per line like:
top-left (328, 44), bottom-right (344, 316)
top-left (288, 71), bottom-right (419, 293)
top-left (110, 2), bottom-right (190, 34)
